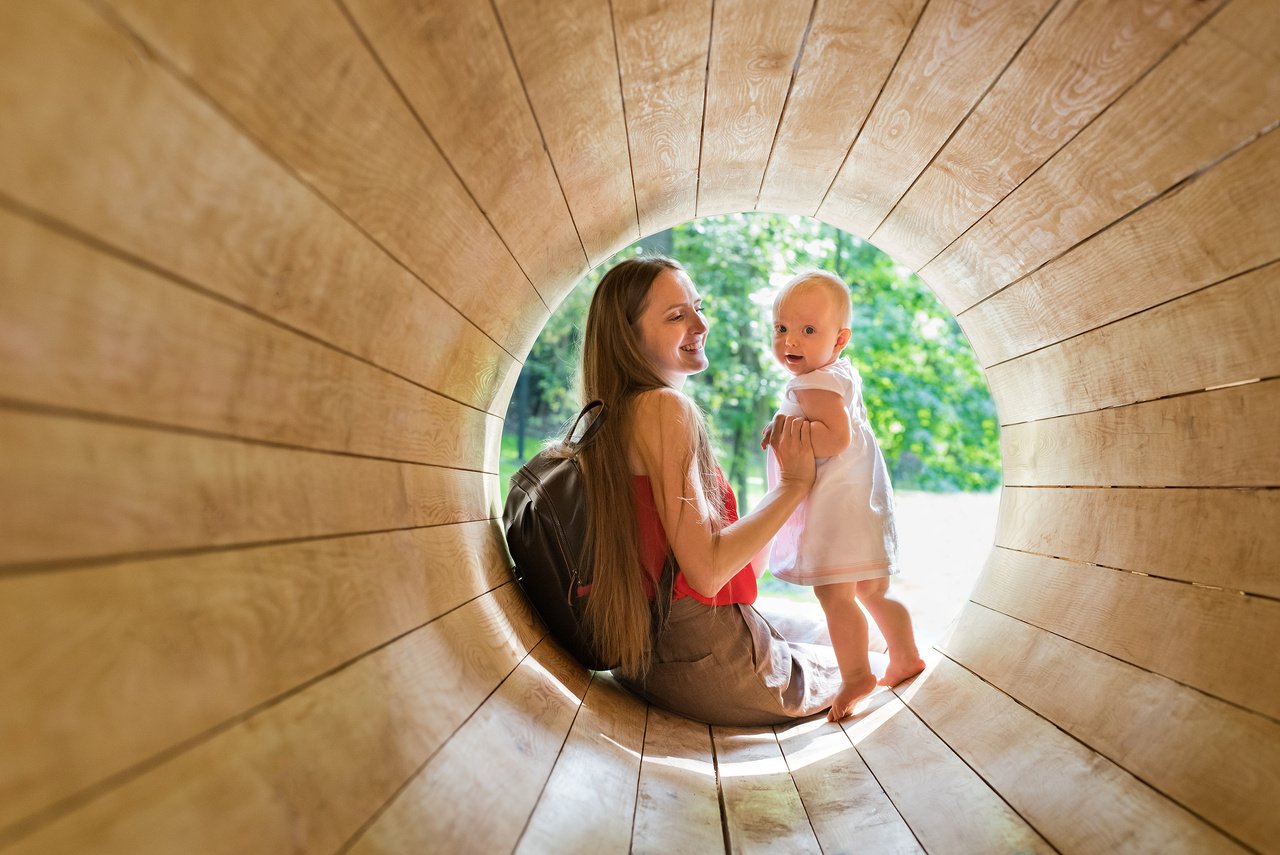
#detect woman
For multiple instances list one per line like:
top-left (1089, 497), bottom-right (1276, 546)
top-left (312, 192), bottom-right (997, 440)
top-left (579, 256), bottom-right (842, 725)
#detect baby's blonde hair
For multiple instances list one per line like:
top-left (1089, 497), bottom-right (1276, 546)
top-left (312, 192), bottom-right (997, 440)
top-left (774, 269), bottom-right (853, 329)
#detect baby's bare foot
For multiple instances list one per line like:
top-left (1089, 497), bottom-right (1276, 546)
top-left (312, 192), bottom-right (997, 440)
top-left (878, 657), bottom-right (926, 688)
top-left (826, 673), bottom-right (877, 722)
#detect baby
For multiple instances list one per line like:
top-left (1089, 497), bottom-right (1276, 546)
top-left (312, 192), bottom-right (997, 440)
top-left (761, 270), bottom-right (925, 721)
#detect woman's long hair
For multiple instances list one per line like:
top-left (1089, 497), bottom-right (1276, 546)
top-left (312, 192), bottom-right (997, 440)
top-left (578, 257), bottom-right (724, 675)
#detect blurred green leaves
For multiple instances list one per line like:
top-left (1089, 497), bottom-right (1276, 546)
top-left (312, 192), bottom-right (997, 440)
top-left (503, 214), bottom-right (1000, 501)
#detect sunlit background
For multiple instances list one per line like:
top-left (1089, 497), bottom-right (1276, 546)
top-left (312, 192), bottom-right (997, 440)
top-left (502, 214), bottom-right (1001, 645)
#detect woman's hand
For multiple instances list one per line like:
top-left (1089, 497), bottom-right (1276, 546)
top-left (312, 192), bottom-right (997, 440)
top-left (767, 414), bottom-right (815, 490)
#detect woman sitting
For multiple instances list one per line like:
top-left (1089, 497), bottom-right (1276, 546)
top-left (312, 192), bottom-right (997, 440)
top-left (578, 256), bottom-right (842, 725)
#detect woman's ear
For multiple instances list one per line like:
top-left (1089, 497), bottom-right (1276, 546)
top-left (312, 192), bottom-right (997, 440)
top-left (835, 327), bottom-right (852, 352)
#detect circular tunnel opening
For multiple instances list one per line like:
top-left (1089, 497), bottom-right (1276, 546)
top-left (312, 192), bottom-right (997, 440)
top-left (499, 212), bottom-right (1002, 654)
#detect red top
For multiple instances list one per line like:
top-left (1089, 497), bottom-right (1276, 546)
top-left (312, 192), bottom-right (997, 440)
top-left (632, 473), bottom-right (758, 605)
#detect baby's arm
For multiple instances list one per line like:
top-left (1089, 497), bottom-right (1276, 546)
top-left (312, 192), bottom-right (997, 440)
top-left (792, 388), bottom-right (851, 457)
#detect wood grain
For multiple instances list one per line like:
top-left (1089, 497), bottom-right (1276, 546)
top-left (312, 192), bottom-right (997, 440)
top-left (4, 3), bottom-right (1279, 853)
top-left (0, 1), bottom-right (514, 414)
top-left (874, 0), bottom-right (1222, 269)
top-left (3, 585), bottom-right (543, 853)
top-left (897, 656), bottom-right (1248, 854)
top-left (348, 639), bottom-right (590, 855)
top-left (995, 486), bottom-right (1280, 597)
top-left (104, 0), bottom-right (548, 358)
top-left (1000, 379), bottom-right (1280, 488)
top-left (943, 602), bottom-right (1280, 853)
top-left (843, 688), bottom-right (1050, 854)
top-left (0, 208), bottom-right (499, 465)
top-left (515, 673), bottom-right (647, 854)
top-left (612, 0), bottom-right (712, 236)
top-left (712, 725), bottom-right (820, 853)
top-left (631, 708), bottom-right (723, 855)
top-left (696, 0), bottom-right (813, 217)
top-left (817, 0), bottom-right (1054, 238)
top-left (0, 409), bottom-right (497, 567)
top-left (0, 521), bottom-right (510, 833)
top-left (342, 0), bottom-right (588, 304)
top-left (774, 707), bottom-right (922, 854)
top-left (758, 0), bottom-right (925, 216)
top-left (973, 547), bottom-right (1280, 721)
top-left (494, 0), bottom-right (639, 265)
top-left (961, 126), bottom-right (1280, 367)
top-left (923, 0), bottom-right (1280, 311)
top-left (987, 261), bottom-right (1280, 425)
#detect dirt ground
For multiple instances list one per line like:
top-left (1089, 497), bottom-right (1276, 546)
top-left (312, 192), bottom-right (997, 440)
top-left (757, 489), bottom-right (1002, 653)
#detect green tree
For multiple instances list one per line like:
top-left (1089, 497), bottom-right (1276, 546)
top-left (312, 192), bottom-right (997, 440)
top-left (501, 214), bottom-right (1000, 501)
top-left (670, 216), bottom-right (785, 506)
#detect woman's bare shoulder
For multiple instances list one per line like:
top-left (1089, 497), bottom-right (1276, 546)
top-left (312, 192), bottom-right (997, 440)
top-left (629, 388), bottom-right (699, 472)
top-left (632, 386), bottom-right (695, 420)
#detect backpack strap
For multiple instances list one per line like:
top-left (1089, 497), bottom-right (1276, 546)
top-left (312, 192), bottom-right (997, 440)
top-left (566, 400), bottom-right (606, 449)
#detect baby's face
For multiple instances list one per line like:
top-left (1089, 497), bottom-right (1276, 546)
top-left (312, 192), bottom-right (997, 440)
top-left (772, 286), bottom-right (848, 376)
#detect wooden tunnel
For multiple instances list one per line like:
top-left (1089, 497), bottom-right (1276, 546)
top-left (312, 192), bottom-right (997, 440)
top-left (2, 0), bottom-right (1278, 852)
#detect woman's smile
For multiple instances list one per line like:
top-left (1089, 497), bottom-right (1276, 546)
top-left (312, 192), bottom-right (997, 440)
top-left (635, 268), bottom-right (710, 388)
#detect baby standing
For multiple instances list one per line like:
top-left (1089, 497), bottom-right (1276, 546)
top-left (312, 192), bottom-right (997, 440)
top-left (762, 270), bottom-right (925, 721)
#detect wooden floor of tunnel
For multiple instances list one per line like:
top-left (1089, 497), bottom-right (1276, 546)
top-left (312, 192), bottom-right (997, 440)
top-left (376, 607), bottom-right (1254, 855)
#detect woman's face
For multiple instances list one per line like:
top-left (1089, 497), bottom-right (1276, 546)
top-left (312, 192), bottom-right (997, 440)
top-left (634, 267), bottom-right (709, 388)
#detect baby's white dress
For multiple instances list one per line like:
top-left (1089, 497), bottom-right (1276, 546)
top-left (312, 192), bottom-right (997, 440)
top-left (765, 357), bottom-right (898, 585)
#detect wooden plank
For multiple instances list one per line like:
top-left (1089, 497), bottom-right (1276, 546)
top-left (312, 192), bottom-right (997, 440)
top-left (712, 725), bottom-right (820, 854)
top-left (960, 127), bottom-right (1280, 367)
top-left (972, 547), bottom-right (1280, 721)
top-left (817, 0), bottom-right (1054, 239)
top-left (922, 0), bottom-right (1280, 311)
top-left (348, 639), bottom-right (590, 855)
top-left (342, 0), bottom-right (588, 304)
top-left (897, 656), bottom-right (1248, 854)
top-left (631, 707), bottom-right (723, 855)
top-left (758, 0), bottom-right (924, 216)
top-left (0, 208), bottom-right (499, 466)
top-left (494, 0), bottom-right (639, 265)
top-left (0, 409), bottom-right (496, 567)
top-left (104, 0), bottom-right (548, 359)
top-left (943, 602), bottom-right (1280, 853)
top-left (0, 521), bottom-right (510, 833)
top-left (995, 486), bottom-right (1280, 598)
top-left (988, 261), bottom-right (1280, 425)
top-left (841, 687), bottom-right (1050, 855)
top-left (3, 585), bottom-right (544, 853)
top-left (696, 0), bottom-right (813, 217)
top-left (774, 708), bottom-right (923, 854)
top-left (874, 0), bottom-right (1223, 269)
top-left (613, 0), bottom-right (712, 236)
top-left (0, 1), bottom-right (513, 414)
top-left (1000, 379), bottom-right (1280, 488)
top-left (515, 674), bottom-right (647, 855)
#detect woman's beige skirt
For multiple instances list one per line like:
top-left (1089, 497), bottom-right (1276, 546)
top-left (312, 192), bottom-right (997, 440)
top-left (616, 597), bottom-right (841, 726)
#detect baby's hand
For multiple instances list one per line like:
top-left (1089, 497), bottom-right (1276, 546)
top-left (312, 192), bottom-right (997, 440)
top-left (760, 419), bottom-right (776, 450)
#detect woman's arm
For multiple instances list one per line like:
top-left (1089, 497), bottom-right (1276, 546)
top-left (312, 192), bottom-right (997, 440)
top-left (791, 388), bottom-right (851, 457)
top-left (633, 389), bottom-right (814, 599)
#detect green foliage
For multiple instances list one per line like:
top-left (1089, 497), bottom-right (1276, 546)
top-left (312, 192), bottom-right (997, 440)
top-left (502, 214), bottom-right (1000, 503)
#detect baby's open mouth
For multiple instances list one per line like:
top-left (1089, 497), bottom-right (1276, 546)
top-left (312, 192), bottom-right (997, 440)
top-left (786, 354), bottom-right (803, 362)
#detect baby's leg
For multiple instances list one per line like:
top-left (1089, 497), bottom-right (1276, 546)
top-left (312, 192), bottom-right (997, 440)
top-left (813, 582), bottom-right (877, 721)
top-left (855, 577), bottom-right (925, 686)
